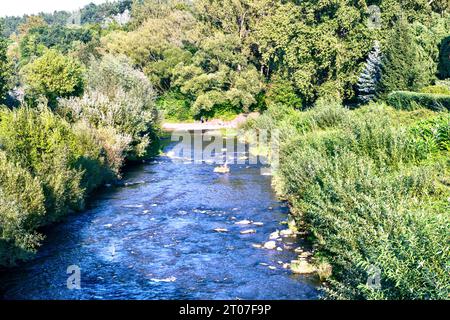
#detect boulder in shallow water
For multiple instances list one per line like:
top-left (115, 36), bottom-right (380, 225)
top-left (269, 231), bottom-right (280, 240)
top-left (240, 229), bottom-right (256, 235)
top-left (290, 260), bottom-right (317, 275)
top-left (280, 229), bottom-right (294, 237)
top-left (235, 220), bottom-right (252, 225)
top-left (263, 241), bottom-right (277, 250)
top-left (299, 252), bottom-right (312, 258)
top-left (150, 276), bottom-right (177, 283)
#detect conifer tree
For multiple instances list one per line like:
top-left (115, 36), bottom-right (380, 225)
top-left (378, 20), bottom-right (434, 96)
top-left (357, 41), bottom-right (382, 104)
top-left (439, 36), bottom-right (450, 79)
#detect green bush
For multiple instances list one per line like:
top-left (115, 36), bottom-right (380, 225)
top-left (0, 105), bottom-right (118, 266)
top-left (58, 55), bottom-right (159, 161)
top-left (410, 114), bottom-right (450, 151)
top-left (265, 76), bottom-right (303, 110)
top-left (156, 91), bottom-right (193, 122)
top-left (0, 107), bottom-right (85, 221)
top-left (0, 151), bottom-right (46, 266)
top-left (22, 49), bottom-right (85, 106)
top-left (387, 91), bottom-right (450, 111)
top-left (420, 85), bottom-right (450, 95)
top-left (248, 103), bottom-right (450, 299)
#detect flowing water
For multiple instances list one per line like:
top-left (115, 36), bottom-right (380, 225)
top-left (0, 133), bottom-right (319, 300)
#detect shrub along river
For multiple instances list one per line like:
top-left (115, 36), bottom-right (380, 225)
top-left (0, 133), bottom-right (319, 300)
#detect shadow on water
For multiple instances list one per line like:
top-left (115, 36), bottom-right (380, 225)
top-left (0, 134), bottom-right (320, 300)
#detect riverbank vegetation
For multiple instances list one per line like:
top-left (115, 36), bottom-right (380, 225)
top-left (0, 0), bottom-right (449, 300)
top-left (0, 4), bottom-right (160, 266)
top-left (244, 101), bottom-right (449, 299)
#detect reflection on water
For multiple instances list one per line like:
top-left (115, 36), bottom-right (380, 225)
top-left (0, 135), bottom-right (319, 300)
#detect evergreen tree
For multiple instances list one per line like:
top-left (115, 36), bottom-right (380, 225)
top-left (439, 36), bottom-right (450, 79)
top-left (357, 41), bottom-right (382, 104)
top-left (378, 20), bottom-right (435, 96)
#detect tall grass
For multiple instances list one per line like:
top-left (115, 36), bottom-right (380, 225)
top-left (247, 101), bottom-right (450, 299)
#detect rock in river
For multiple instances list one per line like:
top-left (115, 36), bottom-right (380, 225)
top-left (269, 231), bottom-right (280, 240)
top-left (150, 276), bottom-right (177, 283)
top-left (240, 229), bottom-right (256, 235)
top-left (235, 220), bottom-right (252, 225)
top-left (280, 229), bottom-right (294, 237)
top-left (263, 241), bottom-right (277, 250)
top-left (290, 260), bottom-right (317, 275)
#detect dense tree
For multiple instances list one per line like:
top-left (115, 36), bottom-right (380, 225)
top-left (172, 32), bottom-right (263, 116)
top-left (18, 16), bottom-right (47, 36)
top-left (429, 0), bottom-right (449, 15)
top-left (376, 0), bottom-right (434, 26)
top-left (378, 20), bottom-right (436, 95)
top-left (0, 25), bottom-right (10, 102)
top-left (103, 5), bottom-right (199, 89)
top-left (59, 54), bottom-right (158, 160)
top-left (23, 49), bottom-right (84, 105)
top-left (254, 1), bottom-right (373, 103)
top-left (104, 0), bottom-right (448, 113)
top-left (18, 24), bottom-right (96, 65)
top-left (439, 36), bottom-right (450, 79)
top-left (81, 0), bottom-right (132, 24)
top-left (265, 75), bottom-right (303, 109)
top-left (0, 16), bottom-right (25, 37)
top-left (129, 0), bottom-right (190, 29)
top-left (0, 0), bottom-right (132, 38)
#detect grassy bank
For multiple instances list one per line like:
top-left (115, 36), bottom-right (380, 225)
top-left (244, 101), bottom-right (450, 299)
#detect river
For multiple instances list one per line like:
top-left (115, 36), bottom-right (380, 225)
top-left (0, 133), bottom-right (319, 300)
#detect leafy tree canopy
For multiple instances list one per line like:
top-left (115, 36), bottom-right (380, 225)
top-left (23, 49), bottom-right (85, 105)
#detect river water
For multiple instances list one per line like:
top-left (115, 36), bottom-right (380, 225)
top-left (0, 133), bottom-right (319, 300)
